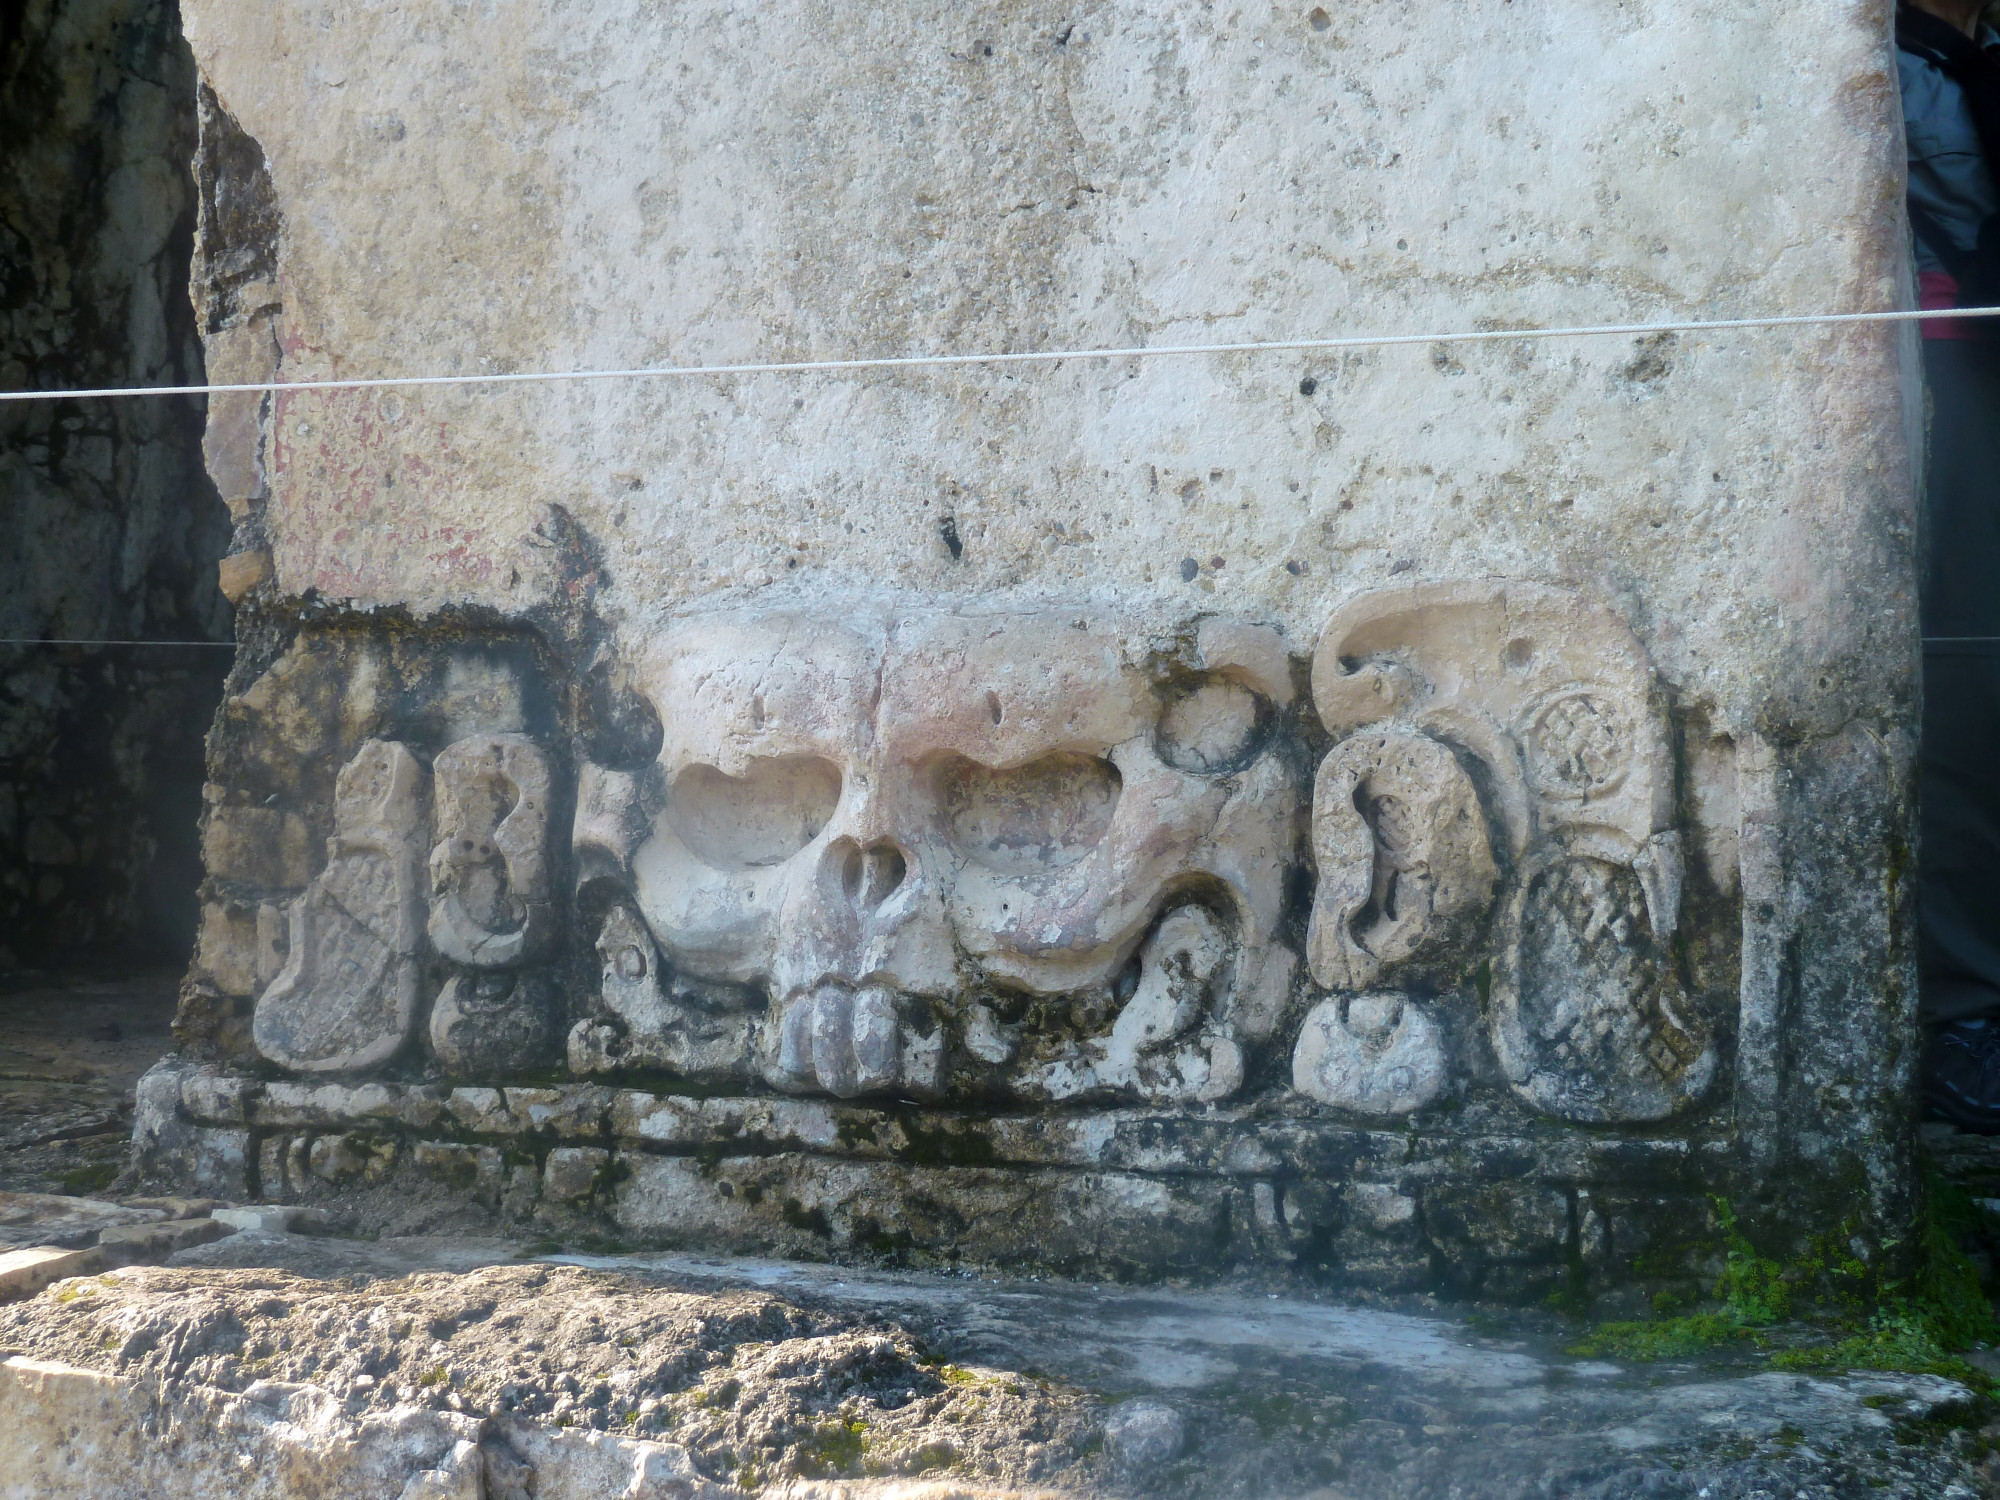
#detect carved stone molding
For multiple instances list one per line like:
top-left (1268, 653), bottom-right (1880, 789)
top-left (227, 584), bottom-right (1719, 1129)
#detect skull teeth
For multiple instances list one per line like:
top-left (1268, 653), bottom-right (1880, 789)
top-left (775, 981), bottom-right (904, 1098)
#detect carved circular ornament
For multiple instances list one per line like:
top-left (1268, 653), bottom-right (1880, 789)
top-left (1291, 993), bottom-right (1446, 1116)
top-left (1520, 689), bottom-right (1630, 801)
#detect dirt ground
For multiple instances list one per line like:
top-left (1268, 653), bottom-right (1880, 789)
top-left (0, 970), bottom-right (177, 1195)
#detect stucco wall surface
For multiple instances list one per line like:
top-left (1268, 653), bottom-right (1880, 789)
top-left (179, 0), bottom-right (1911, 725)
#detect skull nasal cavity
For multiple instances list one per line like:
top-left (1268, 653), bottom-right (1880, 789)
top-left (842, 842), bottom-right (909, 911)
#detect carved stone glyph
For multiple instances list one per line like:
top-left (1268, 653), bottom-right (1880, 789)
top-left (1490, 854), bottom-right (1716, 1122)
top-left (1310, 581), bottom-right (1679, 905)
top-left (1299, 581), bottom-right (1714, 1122)
top-left (429, 971), bottom-right (561, 1079)
top-left (590, 604), bottom-right (1299, 1102)
top-left (253, 740), bottom-right (428, 1073)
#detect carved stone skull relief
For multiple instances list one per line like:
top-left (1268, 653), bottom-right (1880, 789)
top-left (576, 605), bottom-right (1300, 1104)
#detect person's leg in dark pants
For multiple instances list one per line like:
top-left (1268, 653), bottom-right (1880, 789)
top-left (1919, 338), bottom-right (2000, 1127)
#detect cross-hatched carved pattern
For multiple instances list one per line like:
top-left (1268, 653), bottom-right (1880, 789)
top-left (1519, 859), bottom-right (1702, 1086)
top-left (1525, 692), bottom-right (1627, 798)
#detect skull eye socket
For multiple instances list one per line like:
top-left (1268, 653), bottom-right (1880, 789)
top-left (667, 756), bottom-right (842, 869)
top-left (1156, 675), bottom-right (1269, 774)
top-left (939, 752), bottom-right (1122, 873)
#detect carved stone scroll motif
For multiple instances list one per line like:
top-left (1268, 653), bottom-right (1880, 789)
top-left (567, 901), bottom-right (761, 1082)
top-left (1307, 731), bottom-right (1497, 992)
top-left (426, 734), bottom-right (559, 1076)
top-left (589, 605), bottom-right (1300, 1103)
top-left (253, 740), bottom-right (428, 1073)
top-left (1301, 580), bottom-right (1714, 1122)
top-left (427, 734), bottom-right (556, 967)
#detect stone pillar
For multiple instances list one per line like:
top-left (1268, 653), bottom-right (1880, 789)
top-left (154, 0), bottom-right (1920, 1295)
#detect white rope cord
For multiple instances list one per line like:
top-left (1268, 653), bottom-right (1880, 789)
top-left (2, 304), bottom-right (1995, 403)
top-left (9, 635), bottom-right (1999, 648)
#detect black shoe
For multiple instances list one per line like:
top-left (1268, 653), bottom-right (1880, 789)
top-left (1923, 1019), bottom-right (2000, 1132)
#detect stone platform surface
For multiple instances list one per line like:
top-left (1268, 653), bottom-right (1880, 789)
top-left (0, 972), bottom-right (177, 1196)
top-left (0, 1225), bottom-right (1992, 1500)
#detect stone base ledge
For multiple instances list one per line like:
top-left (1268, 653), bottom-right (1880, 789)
top-left (137, 1063), bottom-right (1736, 1296)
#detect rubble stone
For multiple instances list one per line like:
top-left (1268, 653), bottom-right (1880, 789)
top-left (1104, 1400), bottom-right (1187, 1471)
top-left (0, 1248), bottom-right (101, 1303)
top-left (0, 1252), bottom-right (1989, 1497)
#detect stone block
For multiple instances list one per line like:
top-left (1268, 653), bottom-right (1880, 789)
top-left (499, 1162), bottom-right (542, 1220)
top-left (181, 1067), bottom-right (253, 1124)
top-left (200, 316), bottom-right (278, 507)
top-left (258, 1134), bottom-right (309, 1201)
top-left (446, 1086), bottom-right (617, 1140)
top-left (0, 1194), bottom-right (166, 1252)
top-left (445, 1088), bottom-right (510, 1136)
top-left (1424, 1185), bottom-right (1574, 1301)
top-left (194, 899), bottom-right (261, 997)
top-left (217, 547), bottom-right (273, 602)
top-left (613, 1154), bottom-right (1245, 1275)
top-left (211, 1205), bottom-right (328, 1235)
top-left (254, 901), bottom-right (290, 986)
top-left (131, 1059), bottom-right (193, 1174)
top-left (542, 1147), bottom-right (610, 1204)
top-left (256, 1080), bottom-right (444, 1130)
top-left (202, 804), bottom-right (311, 889)
top-left (0, 1247), bottom-right (101, 1302)
top-left (609, 1091), bottom-right (686, 1145)
top-left (1586, 1194), bottom-right (1716, 1286)
top-left (503, 1088), bottom-right (574, 1135)
top-left (414, 1143), bottom-right (505, 1208)
top-left (524, 1087), bottom-right (611, 1139)
top-left (95, 1217), bottom-right (233, 1268)
top-left (182, 1128), bottom-right (253, 1201)
top-left (118, 1198), bottom-right (226, 1221)
top-left (308, 1132), bottom-right (396, 1183)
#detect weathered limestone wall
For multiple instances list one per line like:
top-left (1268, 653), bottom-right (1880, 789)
top-left (145, 0), bottom-right (1922, 1294)
top-left (0, 0), bottom-right (233, 965)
